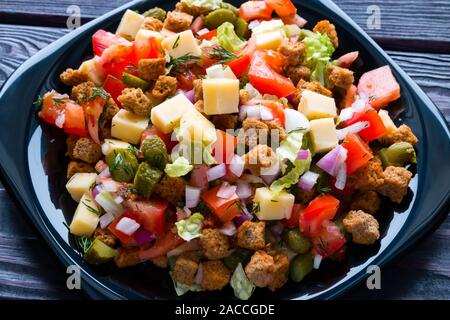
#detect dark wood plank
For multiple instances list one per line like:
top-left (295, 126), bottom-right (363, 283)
top-left (0, 0), bottom-right (450, 52)
top-left (0, 24), bottom-right (449, 299)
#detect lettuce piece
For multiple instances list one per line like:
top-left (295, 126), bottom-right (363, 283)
top-left (181, 0), bottom-right (223, 11)
top-left (164, 156), bottom-right (193, 177)
top-left (303, 32), bottom-right (335, 85)
top-left (173, 280), bottom-right (204, 296)
top-left (217, 22), bottom-right (246, 52)
top-left (230, 263), bottom-right (255, 300)
top-left (270, 154), bottom-right (312, 195)
top-left (276, 131), bottom-right (304, 163)
top-left (175, 212), bottom-right (204, 241)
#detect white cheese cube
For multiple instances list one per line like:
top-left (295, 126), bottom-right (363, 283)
top-left (253, 187), bottom-right (295, 220)
top-left (69, 193), bottom-right (100, 237)
top-left (252, 19), bottom-right (285, 35)
top-left (102, 139), bottom-right (131, 156)
top-left (66, 173), bottom-right (97, 203)
top-left (179, 108), bottom-right (217, 146)
top-left (79, 58), bottom-right (104, 86)
top-left (111, 109), bottom-right (149, 144)
top-left (203, 78), bottom-right (239, 115)
top-left (161, 30), bottom-right (201, 59)
top-left (116, 9), bottom-right (145, 39)
top-left (134, 29), bottom-right (165, 60)
top-left (378, 109), bottom-right (397, 133)
top-left (206, 64), bottom-right (236, 79)
top-left (150, 94), bottom-right (195, 134)
top-left (255, 30), bottom-right (285, 50)
top-left (310, 118), bottom-right (339, 153)
top-left (298, 90), bottom-right (337, 120)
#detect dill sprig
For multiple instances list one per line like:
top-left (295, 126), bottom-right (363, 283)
top-left (89, 87), bottom-right (109, 101)
top-left (167, 54), bottom-right (200, 74)
top-left (209, 47), bottom-right (237, 64)
top-left (76, 236), bottom-right (93, 254)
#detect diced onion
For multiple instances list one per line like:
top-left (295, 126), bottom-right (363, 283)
top-left (115, 217), bottom-right (140, 236)
top-left (98, 167), bottom-right (111, 179)
top-left (133, 227), bottom-right (155, 245)
top-left (316, 146), bottom-right (342, 176)
top-left (334, 159), bottom-right (348, 191)
top-left (338, 107), bottom-right (354, 122)
top-left (95, 190), bottom-right (123, 217)
top-left (219, 221), bottom-right (237, 236)
top-left (185, 185), bottom-right (201, 208)
top-left (197, 28), bottom-right (210, 36)
top-left (99, 212), bottom-right (115, 229)
top-left (55, 113), bottom-right (65, 128)
top-left (229, 154), bottom-right (244, 177)
top-left (248, 20), bottom-right (261, 30)
top-left (236, 181), bottom-right (252, 199)
top-left (336, 121), bottom-right (370, 140)
top-left (261, 161), bottom-right (280, 185)
top-left (298, 171), bottom-right (320, 191)
top-left (245, 105), bottom-right (261, 119)
top-left (207, 163), bottom-right (227, 181)
top-left (102, 180), bottom-right (119, 192)
top-left (260, 106), bottom-right (273, 121)
top-left (114, 196), bottom-right (124, 204)
top-left (233, 214), bottom-right (251, 228)
top-left (313, 254), bottom-right (323, 269)
top-left (297, 149), bottom-right (310, 160)
top-left (101, 143), bottom-right (111, 156)
top-left (217, 182), bottom-right (237, 199)
top-left (194, 263), bottom-right (204, 285)
top-left (284, 108), bottom-right (310, 133)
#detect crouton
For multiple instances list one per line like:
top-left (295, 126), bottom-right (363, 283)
top-left (171, 253), bottom-right (199, 285)
top-left (103, 98), bottom-right (120, 122)
top-left (152, 75), bottom-right (177, 100)
top-left (381, 124), bottom-right (418, 146)
top-left (377, 166), bottom-right (412, 203)
top-left (238, 118), bottom-right (269, 147)
top-left (343, 210), bottom-right (380, 245)
top-left (268, 253), bottom-right (289, 291)
top-left (115, 247), bottom-right (141, 268)
top-left (138, 58), bottom-right (166, 82)
top-left (201, 260), bottom-right (231, 291)
top-left (264, 119), bottom-right (288, 141)
top-left (210, 114), bottom-right (239, 131)
top-left (298, 79), bottom-right (333, 96)
top-left (66, 135), bottom-right (79, 158)
top-left (242, 145), bottom-right (277, 175)
top-left (154, 175), bottom-right (186, 205)
top-left (236, 221), bottom-right (265, 250)
top-left (175, 1), bottom-right (208, 17)
top-left (163, 11), bottom-right (193, 33)
top-left (67, 161), bottom-right (95, 179)
top-left (141, 16), bottom-right (164, 31)
top-left (284, 65), bottom-right (311, 86)
top-left (327, 65), bottom-right (354, 89)
top-left (245, 250), bottom-right (274, 287)
top-left (350, 191), bottom-right (380, 215)
top-left (60, 68), bottom-right (88, 86)
top-left (94, 227), bottom-right (118, 248)
top-left (313, 20), bottom-right (339, 48)
top-left (200, 228), bottom-right (230, 260)
top-left (118, 88), bottom-right (153, 117)
top-left (278, 42), bottom-right (306, 66)
top-left (193, 79), bottom-right (203, 102)
top-left (71, 81), bottom-right (95, 103)
top-left (151, 255), bottom-right (169, 268)
top-left (239, 89), bottom-right (251, 105)
top-left (348, 157), bottom-right (384, 191)
top-left (72, 137), bottom-right (102, 164)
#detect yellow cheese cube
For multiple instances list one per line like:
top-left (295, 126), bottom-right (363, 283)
top-left (150, 94), bottom-right (195, 134)
top-left (134, 29), bottom-right (165, 59)
top-left (79, 58), bottom-right (104, 86)
top-left (161, 30), bottom-right (201, 59)
top-left (298, 90), bottom-right (337, 120)
top-left (69, 193), bottom-right (100, 237)
top-left (253, 187), bottom-right (295, 220)
top-left (111, 109), bottom-right (149, 144)
top-left (102, 139), bottom-right (131, 156)
top-left (378, 109), bottom-right (397, 133)
top-left (116, 9), bottom-right (145, 39)
top-left (66, 173), bottom-right (97, 203)
top-left (310, 118), bottom-right (338, 153)
top-left (252, 19), bottom-right (285, 35)
top-left (206, 64), bottom-right (236, 79)
top-left (179, 108), bottom-right (217, 146)
top-left (203, 78), bottom-right (239, 115)
top-left (255, 30), bottom-right (285, 50)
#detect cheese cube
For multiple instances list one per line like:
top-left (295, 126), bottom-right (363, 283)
top-left (79, 58), bottom-right (104, 86)
top-left (150, 94), bottom-right (195, 133)
top-left (116, 9), bottom-right (145, 39)
top-left (111, 109), bottom-right (149, 144)
top-left (255, 30), bottom-right (285, 50)
top-left (179, 108), bottom-right (217, 146)
top-left (310, 118), bottom-right (338, 153)
top-left (69, 193), bottom-right (100, 237)
top-left (378, 109), bottom-right (397, 133)
top-left (134, 29), bottom-right (165, 60)
top-left (252, 19), bottom-right (285, 35)
top-left (102, 139), bottom-right (131, 156)
top-left (206, 64), bottom-right (236, 79)
top-left (298, 90), bottom-right (337, 120)
top-left (66, 173), bottom-right (97, 202)
top-left (161, 30), bottom-right (201, 59)
top-left (203, 78), bottom-right (239, 115)
top-left (253, 187), bottom-right (295, 220)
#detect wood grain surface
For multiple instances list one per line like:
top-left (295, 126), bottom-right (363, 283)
top-left (0, 0), bottom-right (449, 300)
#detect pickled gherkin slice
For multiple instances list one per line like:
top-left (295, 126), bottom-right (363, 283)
top-left (234, 18), bottom-right (249, 39)
top-left (204, 8), bottom-right (237, 30)
top-left (134, 162), bottom-right (163, 199)
top-left (106, 149), bottom-right (139, 182)
top-left (282, 228), bottom-right (311, 254)
top-left (122, 73), bottom-right (150, 91)
top-left (141, 136), bottom-right (169, 170)
top-left (143, 7), bottom-right (166, 21)
top-left (290, 253), bottom-right (313, 282)
top-left (378, 142), bottom-right (416, 168)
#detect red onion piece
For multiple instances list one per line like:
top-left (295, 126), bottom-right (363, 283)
top-left (270, 222), bottom-right (285, 237)
top-left (233, 214), bottom-right (251, 228)
top-left (197, 28), bottom-right (210, 36)
top-left (91, 185), bottom-right (103, 198)
top-left (133, 227), bottom-right (156, 246)
top-left (298, 171), bottom-right (320, 192)
top-left (184, 89), bottom-right (195, 104)
top-left (337, 51), bottom-right (359, 68)
top-left (260, 106), bottom-right (274, 121)
top-left (316, 146), bottom-right (342, 176)
top-left (313, 254), bottom-right (323, 269)
top-left (185, 185), bottom-right (201, 208)
top-left (207, 163), bottom-right (227, 181)
top-left (297, 149), bottom-right (310, 160)
top-left (219, 221), bottom-right (237, 236)
top-left (236, 181), bottom-right (252, 199)
top-left (194, 263), bottom-right (204, 285)
top-left (167, 239), bottom-right (200, 257)
top-left (99, 212), bottom-right (115, 229)
top-left (115, 217), bottom-right (140, 236)
top-left (336, 121), bottom-right (370, 140)
top-left (190, 16), bottom-right (204, 33)
top-left (217, 182), bottom-right (237, 199)
top-left (229, 154), bottom-right (244, 177)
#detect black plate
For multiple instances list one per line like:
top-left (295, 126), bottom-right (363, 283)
top-left (0, 0), bottom-right (449, 300)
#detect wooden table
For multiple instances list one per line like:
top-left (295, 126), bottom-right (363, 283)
top-left (0, 0), bottom-right (449, 299)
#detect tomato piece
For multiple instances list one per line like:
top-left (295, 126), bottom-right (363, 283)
top-left (201, 186), bottom-right (241, 222)
top-left (134, 34), bottom-right (161, 61)
top-left (260, 100), bottom-right (286, 125)
top-left (177, 69), bottom-right (198, 91)
top-left (248, 51), bottom-right (296, 98)
top-left (226, 55), bottom-right (251, 78)
top-left (264, 0), bottom-right (296, 17)
top-left (199, 29), bottom-right (217, 40)
top-left (312, 221), bottom-right (346, 258)
top-left (212, 129), bottom-right (237, 164)
top-left (239, 1), bottom-right (274, 22)
top-left (345, 108), bottom-right (386, 142)
top-left (92, 29), bottom-right (132, 57)
top-left (328, 177), bottom-right (355, 197)
top-left (282, 204), bottom-right (303, 228)
top-left (263, 50), bottom-right (286, 74)
top-left (97, 44), bottom-right (137, 79)
top-left (300, 194), bottom-right (340, 237)
top-left (123, 198), bottom-right (168, 236)
top-left (108, 211), bottom-right (141, 246)
top-left (139, 230), bottom-right (185, 260)
top-left (342, 133), bottom-right (374, 175)
top-left (38, 92), bottom-right (68, 124)
top-left (102, 75), bottom-right (127, 105)
top-left (83, 94), bottom-right (107, 144)
top-left (357, 65), bottom-right (401, 109)
top-left (63, 102), bottom-right (87, 137)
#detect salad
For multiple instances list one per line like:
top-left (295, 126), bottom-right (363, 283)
top-left (35, 0), bottom-right (418, 299)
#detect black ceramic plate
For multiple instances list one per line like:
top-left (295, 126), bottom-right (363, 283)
top-left (0, 0), bottom-right (449, 300)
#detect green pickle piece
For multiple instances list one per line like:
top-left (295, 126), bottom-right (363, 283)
top-left (204, 8), bottom-right (237, 30)
top-left (141, 136), bottom-right (169, 170)
top-left (220, 2), bottom-right (238, 15)
top-left (234, 18), bottom-right (249, 39)
top-left (282, 229), bottom-right (311, 254)
top-left (223, 248), bottom-right (253, 270)
top-left (290, 253), bottom-right (313, 282)
top-left (106, 149), bottom-right (139, 182)
top-left (122, 72), bottom-right (150, 91)
top-left (83, 238), bottom-right (117, 264)
top-left (143, 7), bottom-right (167, 21)
top-left (134, 162), bottom-right (163, 199)
top-left (378, 142), bottom-right (416, 168)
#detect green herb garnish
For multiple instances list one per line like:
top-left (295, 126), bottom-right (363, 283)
top-left (167, 54), bottom-right (200, 74)
top-left (88, 87), bottom-right (109, 101)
